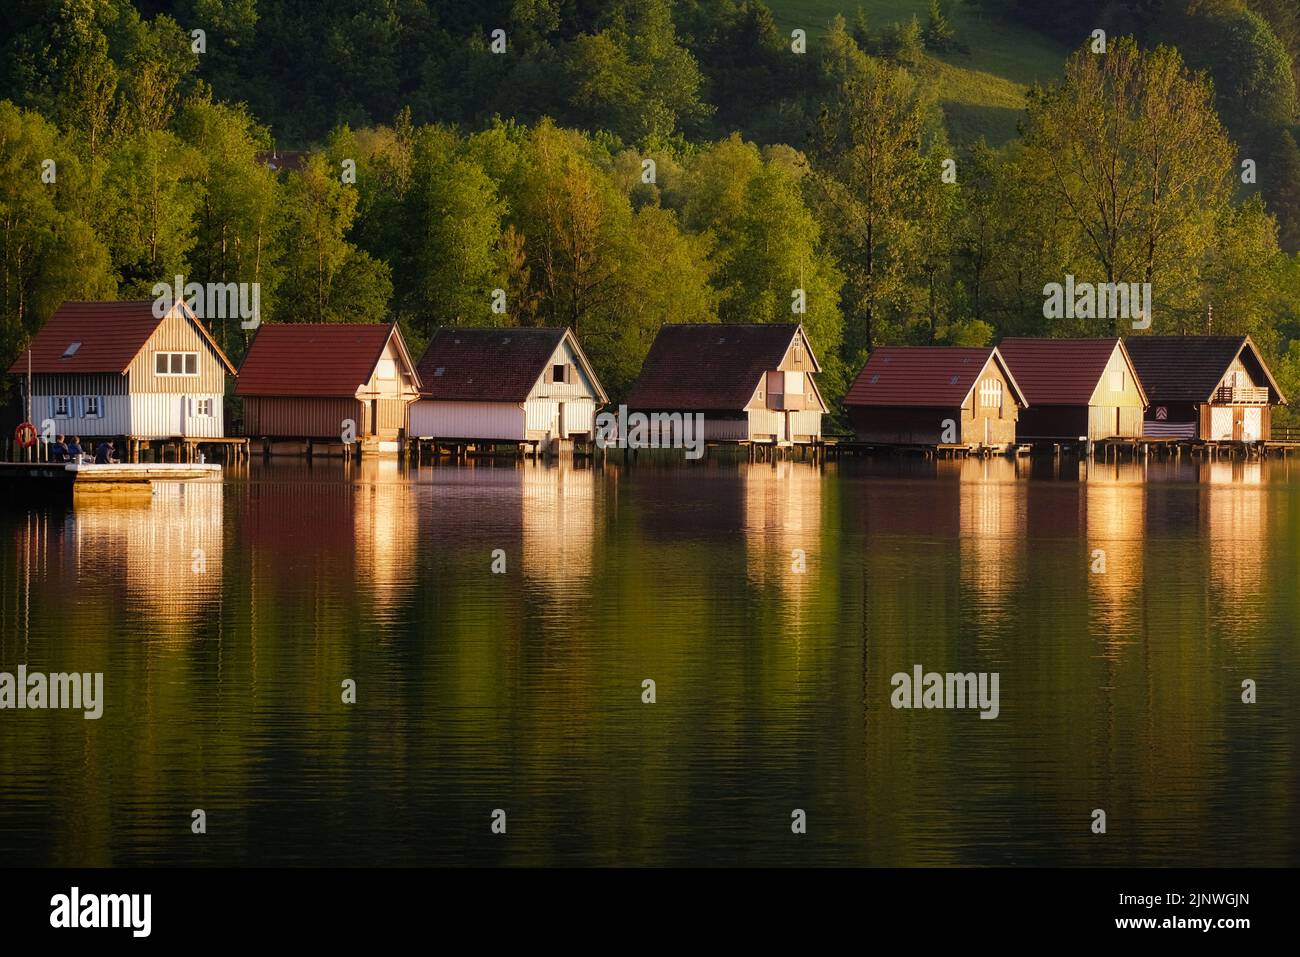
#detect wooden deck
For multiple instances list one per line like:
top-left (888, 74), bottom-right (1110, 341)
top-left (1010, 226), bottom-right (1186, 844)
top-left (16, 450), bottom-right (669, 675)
top-left (0, 461), bottom-right (221, 501)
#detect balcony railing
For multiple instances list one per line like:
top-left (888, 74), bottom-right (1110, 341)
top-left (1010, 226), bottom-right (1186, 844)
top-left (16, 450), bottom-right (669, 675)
top-left (1214, 386), bottom-right (1269, 404)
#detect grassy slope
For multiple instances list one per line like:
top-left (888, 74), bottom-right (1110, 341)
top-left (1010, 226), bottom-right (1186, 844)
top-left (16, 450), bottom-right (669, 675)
top-left (764, 0), bottom-right (1068, 145)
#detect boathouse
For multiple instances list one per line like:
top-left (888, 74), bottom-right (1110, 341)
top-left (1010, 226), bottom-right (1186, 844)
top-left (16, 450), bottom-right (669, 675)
top-left (625, 323), bottom-right (827, 445)
top-left (1124, 336), bottom-right (1285, 441)
top-left (8, 299), bottom-right (236, 442)
top-left (844, 346), bottom-right (1027, 448)
top-left (997, 337), bottom-right (1147, 441)
top-left (236, 323), bottom-right (421, 453)
top-left (408, 326), bottom-right (608, 452)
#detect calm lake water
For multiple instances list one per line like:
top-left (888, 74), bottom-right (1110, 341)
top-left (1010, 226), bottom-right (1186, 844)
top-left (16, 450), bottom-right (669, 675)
top-left (1, 454), bottom-right (1297, 866)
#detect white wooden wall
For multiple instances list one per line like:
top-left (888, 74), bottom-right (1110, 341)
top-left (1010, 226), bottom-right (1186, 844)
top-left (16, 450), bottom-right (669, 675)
top-left (407, 400), bottom-right (526, 440)
top-left (130, 393), bottom-right (226, 439)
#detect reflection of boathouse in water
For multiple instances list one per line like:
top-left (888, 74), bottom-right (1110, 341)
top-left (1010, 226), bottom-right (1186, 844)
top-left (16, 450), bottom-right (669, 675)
top-left (67, 481), bottom-right (225, 642)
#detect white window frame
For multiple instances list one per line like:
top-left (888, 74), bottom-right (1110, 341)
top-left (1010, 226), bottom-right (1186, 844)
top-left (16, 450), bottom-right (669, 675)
top-left (155, 352), bottom-right (200, 377)
top-left (53, 396), bottom-right (71, 418)
top-left (193, 398), bottom-right (214, 417)
top-left (83, 396), bottom-right (102, 418)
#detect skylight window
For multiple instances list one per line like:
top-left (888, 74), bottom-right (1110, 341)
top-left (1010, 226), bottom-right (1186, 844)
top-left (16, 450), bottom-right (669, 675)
top-left (62, 341), bottom-right (81, 358)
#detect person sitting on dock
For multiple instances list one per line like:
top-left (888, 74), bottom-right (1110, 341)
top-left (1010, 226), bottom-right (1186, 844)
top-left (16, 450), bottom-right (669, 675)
top-left (49, 435), bottom-right (68, 463)
top-left (66, 436), bottom-right (84, 463)
top-left (93, 440), bottom-right (117, 464)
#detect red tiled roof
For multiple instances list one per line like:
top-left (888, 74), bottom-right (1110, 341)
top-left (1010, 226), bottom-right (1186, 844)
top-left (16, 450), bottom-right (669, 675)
top-left (8, 301), bottom-right (180, 374)
top-left (998, 338), bottom-right (1140, 405)
top-left (416, 327), bottom-right (601, 403)
top-left (626, 324), bottom-right (815, 410)
top-left (845, 346), bottom-right (1027, 407)
top-left (235, 323), bottom-right (397, 397)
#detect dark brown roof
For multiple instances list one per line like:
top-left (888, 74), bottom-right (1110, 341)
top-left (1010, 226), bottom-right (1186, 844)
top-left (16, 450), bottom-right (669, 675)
top-left (8, 300), bottom-right (236, 375)
top-left (416, 327), bottom-right (604, 403)
top-left (844, 346), bottom-right (1028, 408)
top-left (998, 338), bottom-right (1145, 405)
top-left (236, 324), bottom-right (402, 397)
top-left (626, 324), bottom-right (816, 410)
top-left (1124, 335), bottom-right (1285, 403)
top-left (256, 150), bottom-right (308, 173)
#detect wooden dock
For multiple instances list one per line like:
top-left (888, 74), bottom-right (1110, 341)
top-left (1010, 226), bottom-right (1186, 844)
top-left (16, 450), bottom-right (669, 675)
top-left (0, 461), bottom-right (221, 502)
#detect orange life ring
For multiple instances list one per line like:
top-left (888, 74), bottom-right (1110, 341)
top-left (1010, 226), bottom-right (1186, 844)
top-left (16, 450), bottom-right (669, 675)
top-left (14, 421), bottom-right (37, 449)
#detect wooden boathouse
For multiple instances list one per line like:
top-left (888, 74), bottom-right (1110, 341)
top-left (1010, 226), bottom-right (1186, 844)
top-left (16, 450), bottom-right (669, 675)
top-left (625, 323), bottom-right (828, 446)
top-left (997, 337), bottom-right (1147, 441)
top-left (7, 299), bottom-right (239, 460)
top-left (843, 346), bottom-right (1027, 451)
top-left (1124, 335), bottom-right (1285, 442)
top-left (408, 326), bottom-right (608, 456)
top-left (236, 322), bottom-right (421, 455)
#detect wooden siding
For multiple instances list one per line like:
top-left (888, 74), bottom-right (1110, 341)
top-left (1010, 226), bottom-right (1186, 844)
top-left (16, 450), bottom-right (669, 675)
top-left (130, 393), bottom-right (225, 439)
top-left (960, 362), bottom-right (1018, 446)
top-left (1201, 403), bottom-right (1271, 441)
top-left (27, 373), bottom-right (128, 395)
top-left (850, 406), bottom-right (952, 444)
top-left (1085, 404), bottom-right (1145, 440)
top-left (775, 328), bottom-right (818, 374)
top-left (241, 396), bottom-right (362, 439)
top-left (128, 311), bottom-right (229, 394)
top-left (524, 396), bottom-right (599, 440)
top-left (532, 338), bottom-right (602, 400)
top-left (24, 372), bottom-right (225, 438)
top-left (372, 398), bottom-right (406, 435)
top-left (748, 408), bottom-right (784, 441)
top-left (562, 399), bottom-right (596, 435)
top-left (407, 400), bottom-right (526, 440)
top-left (789, 410), bottom-right (822, 441)
top-left (525, 399), bottom-right (559, 435)
top-left (24, 374), bottom-right (130, 435)
top-left (1220, 355), bottom-right (1262, 392)
top-left (33, 393), bottom-right (131, 437)
top-left (357, 335), bottom-right (420, 403)
top-left (704, 416), bottom-right (749, 442)
top-left (1020, 405), bottom-right (1089, 440)
top-left (1089, 346), bottom-right (1146, 409)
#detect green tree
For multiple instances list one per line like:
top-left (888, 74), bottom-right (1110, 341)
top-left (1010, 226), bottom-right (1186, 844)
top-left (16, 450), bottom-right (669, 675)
top-left (0, 101), bottom-right (113, 397)
top-left (812, 45), bottom-right (935, 351)
top-left (98, 129), bottom-right (203, 294)
top-left (278, 152), bottom-right (390, 323)
top-left (1020, 38), bottom-right (1242, 334)
top-left (175, 89), bottom-right (282, 348)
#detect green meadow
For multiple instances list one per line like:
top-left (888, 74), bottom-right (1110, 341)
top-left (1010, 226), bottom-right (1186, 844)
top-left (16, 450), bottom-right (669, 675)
top-left (765, 0), bottom-right (1070, 144)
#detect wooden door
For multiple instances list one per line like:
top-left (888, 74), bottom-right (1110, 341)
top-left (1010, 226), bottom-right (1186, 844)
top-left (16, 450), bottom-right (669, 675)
top-left (1243, 407), bottom-right (1262, 442)
top-left (1211, 407), bottom-right (1233, 441)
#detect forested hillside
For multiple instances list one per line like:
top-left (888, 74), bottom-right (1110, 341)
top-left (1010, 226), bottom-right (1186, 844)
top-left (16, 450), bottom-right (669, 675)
top-left (2, 0), bottom-right (1299, 411)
